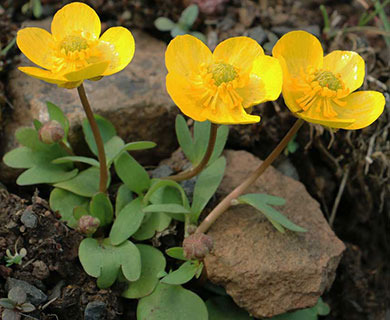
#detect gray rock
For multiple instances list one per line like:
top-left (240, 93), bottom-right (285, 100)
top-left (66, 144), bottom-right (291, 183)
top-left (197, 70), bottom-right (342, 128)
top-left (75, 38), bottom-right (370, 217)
top-left (84, 301), bottom-right (106, 320)
top-left (6, 278), bottom-right (47, 306)
top-left (275, 158), bottom-right (300, 181)
top-left (1, 19), bottom-right (178, 183)
top-left (247, 26), bottom-right (267, 44)
top-left (20, 208), bottom-right (37, 228)
top-left (204, 150), bottom-right (345, 318)
top-left (151, 165), bottom-right (173, 179)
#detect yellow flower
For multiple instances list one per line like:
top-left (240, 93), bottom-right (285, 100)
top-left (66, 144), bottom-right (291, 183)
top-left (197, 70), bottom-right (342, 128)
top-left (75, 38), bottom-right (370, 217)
top-left (16, 2), bottom-right (135, 89)
top-left (165, 35), bottom-right (282, 124)
top-left (273, 31), bottom-right (385, 130)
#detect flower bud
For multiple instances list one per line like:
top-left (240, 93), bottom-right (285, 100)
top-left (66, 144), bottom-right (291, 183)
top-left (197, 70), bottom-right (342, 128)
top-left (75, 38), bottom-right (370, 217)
top-left (38, 120), bottom-right (64, 144)
top-left (183, 233), bottom-right (213, 260)
top-left (78, 215), bottom-right (100, 235)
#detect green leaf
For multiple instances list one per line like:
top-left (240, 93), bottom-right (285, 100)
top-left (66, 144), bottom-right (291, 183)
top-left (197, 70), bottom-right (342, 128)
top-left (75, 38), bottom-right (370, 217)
top-left (193, 120), bottom-right (211, 165)
top-left (175, 115), bottom-right (195, 162)
top-left (46, 101), bottom-right (69, 137)
top-left (52, 156), bottom-right (100, 167)
top-left (106, 139), bottom-right (156, 165)
top-left (209, 125), bottom-right (229, 164)
top-left (190, 31), bottom-right (207, 43)
top-left (206, 296), bottom-right (253, 320)
top-left (314, 298), bottom-right (330, 316)
top-left (114, 152), bottom-right (150, 195)
top-left (144, 179), bottom-right (189, 208)
top-left (90, 192), bottom-right (113, 226)
top-left (104, 135), bottom-right (125, 165)
top-left (270, 308), bottom-right (317, 320)
top-left (15, 127), bottom-right (48, 151)
top-left (33, 119), bottom-right (43, 131)
top-left (191, 157), bottom-right (226, 222)
top-left (115, 184), bottom-right (133, 216)
top-left (161, 261), bottom-right (198, 285)
top-left (21, 302), bottom-right (35, 312)
top-left (0, 298), bottom-right (15, 309)
top-left (32, 0), bottom-right (42, 18)
top-left (179, 4), bottom-right (199, 27)
top-left (166, 247), bottom-right (187, 261)
top-left (238, 194), bottom-right (307, 232)
top-left (73, 205), bottom-right (89, 220)
top-left (171, 25), bottom-right (187, 37)
top-left (54, 167), bottom-right (103, 197)
top-left (3, 147), bottom-right (35, 169)
top-left (137, 283), bottom-right (208, 320)
top-left (154, 17), bottom-right (176, 31)
top-left (17, 165), bottom-right (78, 186)
top-left (82, 115), bottom-right (116, 156)
top-left (122, 244), bottom-right (166, 299)
top-left (110, 197), bottom-right (145, 245)
top-left (79, 238), bottom-right (141, 289)
top-left (50, 188), bottom-right (89, 228)
top-left (132, 212), bottom-right (172, 241)
top-left (143, 204), bottom-right (190, 214)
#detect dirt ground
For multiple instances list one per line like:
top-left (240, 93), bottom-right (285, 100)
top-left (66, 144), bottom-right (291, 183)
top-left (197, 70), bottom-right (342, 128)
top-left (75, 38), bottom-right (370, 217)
top-left (0, 0), bottom-right (389, 319)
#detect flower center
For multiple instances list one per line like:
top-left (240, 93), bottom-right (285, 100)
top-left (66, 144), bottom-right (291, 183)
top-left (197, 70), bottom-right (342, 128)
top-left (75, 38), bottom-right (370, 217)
top-left (313, 70), bottom-right (343, 91)
top-left (209, 63), bottom-right (237, 86)
top-left (291, 67), bottom-right (349, 119)
top-left (60, 35), bottom-right (89, 54)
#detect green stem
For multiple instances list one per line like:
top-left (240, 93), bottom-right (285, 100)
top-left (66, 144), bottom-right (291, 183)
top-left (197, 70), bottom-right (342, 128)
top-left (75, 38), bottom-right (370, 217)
top-left (196, 118), bottom-right (304, 234)
top-left (77, 83), bottom-right (108, 193)
top-left (165, 123), bottom-right (219, 182)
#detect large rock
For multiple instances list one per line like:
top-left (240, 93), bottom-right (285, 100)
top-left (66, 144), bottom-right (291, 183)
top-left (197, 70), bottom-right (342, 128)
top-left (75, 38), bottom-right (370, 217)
top-left (204, 150), bottom-right (345, 318)
top-left (1, 19), bottom-right (178, 183)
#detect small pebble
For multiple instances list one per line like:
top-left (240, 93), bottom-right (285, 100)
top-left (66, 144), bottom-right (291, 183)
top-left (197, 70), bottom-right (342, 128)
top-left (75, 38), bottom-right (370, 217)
top-left (84, 301), bottom-right (107, 320)
top-left (21, 208), bottom-right (38, 228)
top-left (32, 261), bottom-right (50, 280)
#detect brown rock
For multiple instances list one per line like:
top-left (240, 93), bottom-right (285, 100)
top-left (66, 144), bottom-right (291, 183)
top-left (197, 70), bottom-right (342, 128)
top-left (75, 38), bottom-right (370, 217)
top-left (1, 19), bottom-right (178, 183)
top-left (204, 150), bottom-right (345, 318)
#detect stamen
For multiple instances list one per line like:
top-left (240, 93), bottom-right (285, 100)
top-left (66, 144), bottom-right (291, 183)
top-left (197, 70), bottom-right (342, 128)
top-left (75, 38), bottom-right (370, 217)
top-left (292, 67), bottom-right (350, 119)
top-left (209, 63), bottom-right (237, 86)
top-left (60, 35), bottom-right (88, 54)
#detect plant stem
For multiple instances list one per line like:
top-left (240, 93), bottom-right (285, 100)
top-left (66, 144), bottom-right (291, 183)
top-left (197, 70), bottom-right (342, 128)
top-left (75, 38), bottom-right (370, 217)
top-left (196, 118), bottom-right (304, 234)
top-left (77, 83), bottom-right (108, 193)
top-left (166, 123), bottom-right (219, 182)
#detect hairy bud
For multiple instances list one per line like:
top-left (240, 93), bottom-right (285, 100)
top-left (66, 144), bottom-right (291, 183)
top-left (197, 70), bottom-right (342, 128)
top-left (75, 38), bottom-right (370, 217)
top-left (183, 233), bottom-right (213, 260)
top-left (78, 215), bottom-right (100, 235)
top-left (38, 120), bottom-right (64, 144)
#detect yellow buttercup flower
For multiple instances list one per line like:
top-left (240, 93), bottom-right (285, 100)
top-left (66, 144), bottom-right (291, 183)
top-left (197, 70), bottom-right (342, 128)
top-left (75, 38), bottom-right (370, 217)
top-left (16, 2), bottom-right (135, 89)
top-left (273, 31), bottom-right (385, 130)
top-left (165, 35), bottom-right (282, 124)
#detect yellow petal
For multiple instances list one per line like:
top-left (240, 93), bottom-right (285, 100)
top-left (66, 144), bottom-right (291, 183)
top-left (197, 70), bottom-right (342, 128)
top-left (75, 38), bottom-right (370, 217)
top-left (63, 60), bottom-right (109, 81)
top-left (240, 55), bottom-right (283, 105)
top-left (213, 37), bottom-right (264, 74)
top-left (16, 28), bottom-right (55, 69)
top-left (98, 27), bottom-right (135, 76)
top-left (200, 98), bottom-right (260, 125)
top-left (18, 66), bottom-right (67, 85)
top-left (337, 91), bottom-right (385, 130)
top-left (166, 35), bottom-right (213, 78)
top-left (166, 72), bottom-right (207, 122)
top-left (51, 2), bottom-right (101, 41)
top-left (323, 50), bottom-right (365, 95)
top-left (272, 31), bottom-right (323, 78)
top-left (298, 113), bottom-right (355, 128)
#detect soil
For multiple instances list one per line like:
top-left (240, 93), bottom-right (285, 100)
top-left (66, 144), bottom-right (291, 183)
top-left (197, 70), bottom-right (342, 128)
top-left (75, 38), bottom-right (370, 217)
top-left (0, 0), bottom-right (389, 319)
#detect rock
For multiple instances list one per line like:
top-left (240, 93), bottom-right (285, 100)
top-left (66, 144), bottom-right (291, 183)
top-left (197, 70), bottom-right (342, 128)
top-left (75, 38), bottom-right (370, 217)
top-left (20, 208), bottom-right (37, 229)
top-left (247, 26), bottom-right (267, 45)
top-left (204, 150), bottom-right (345, 318)
top-left (84, 301), bottom-right (107, 320)
top-left (6, 278), bottom-right (47, 306)
top-left (151, 165), bottom-right (174, 179)
top-left (1, 19), bottom-right (178, 183)
top-left (32, 261), bottom-right (50, 280)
